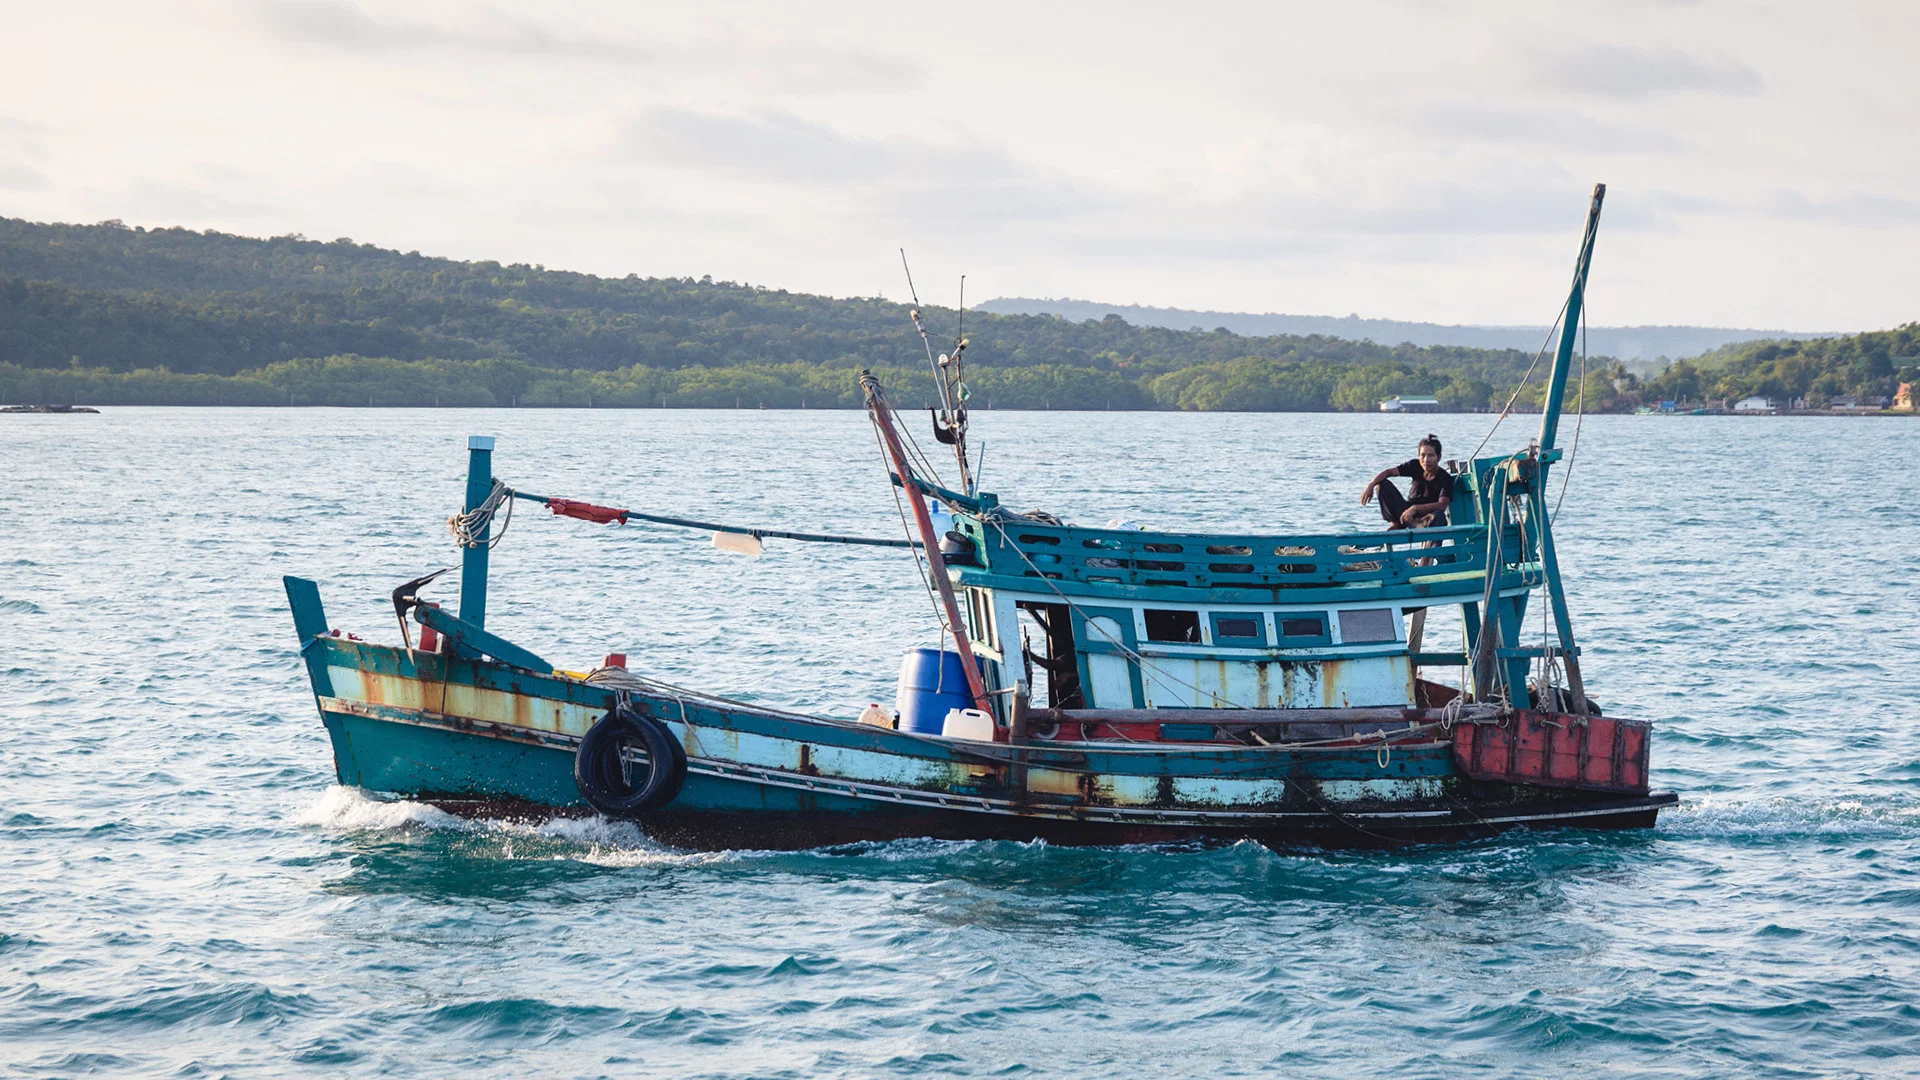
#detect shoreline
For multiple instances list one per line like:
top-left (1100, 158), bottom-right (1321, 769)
top-left (6, 403), bottom-right (1914, 417)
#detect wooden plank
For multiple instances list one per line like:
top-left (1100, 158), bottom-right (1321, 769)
top-left (1038, 704), bottom-right (1500, 727)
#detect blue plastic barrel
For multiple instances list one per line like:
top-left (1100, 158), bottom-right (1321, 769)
top-left (895, 648), bottom-right (975, 734)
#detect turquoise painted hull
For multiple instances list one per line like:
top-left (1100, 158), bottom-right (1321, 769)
top-left (302, 634), bottom-right (1675, 850)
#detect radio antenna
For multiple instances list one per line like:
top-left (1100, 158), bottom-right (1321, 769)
top-left (899, 248), bottom-right (923, 309)
top-left (896, 249), bottom-right (971, 492)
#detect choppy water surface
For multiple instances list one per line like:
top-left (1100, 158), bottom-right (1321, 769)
top-left (3, 408), bottom-right (1917, 1078)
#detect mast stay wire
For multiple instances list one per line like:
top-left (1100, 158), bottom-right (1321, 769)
top-left (1552, 301), bottom-right (1589, 524)
top-left (982, 517), bottom-right (1257, 711)
top-left (867, 389), bottom-right (955, 635)
top-left (900, 249), bottom-right (955, 418)
top-left (1468, 292), bottom-right (1572, 464)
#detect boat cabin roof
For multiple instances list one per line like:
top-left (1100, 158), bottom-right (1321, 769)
top-left (949, 509), bottom-right (1498, 608)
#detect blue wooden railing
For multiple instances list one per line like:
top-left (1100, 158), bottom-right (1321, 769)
top-left (962, 517), bottom-right (1504, 593)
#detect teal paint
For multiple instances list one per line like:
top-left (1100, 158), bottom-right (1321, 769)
top-left (284, 575), bottom-right (329, 644)
top-left (316, 687), bottom-right (1462, 814)
top-left (972, 517), bottom-right (1487, 598)
top-left (282, 575), bottom-right (336, 705)
top-left (325, 710), bottom-right (586, 806)
top-left (414, 602), bottom-right (553, 674)
top-left (1209, 612), bottom-right (1268, 647)
top-left (316, 636), bottom-right (606, 708)
top-left (951, 568), bottom-right (1496, 609)
top-left (459, 435), bottom-right (494, 628)
top-left (1538, 183), bottom-right (1605, 457)
top-left (1073, 604), bottom-right (1145, 708)
top-left (1272, 612), bottom-right (1332, 648)
top-left (1529, 484), bottom-right (1588, 711)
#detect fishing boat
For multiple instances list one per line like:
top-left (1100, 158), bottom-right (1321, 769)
top-left (285, 184), bottom-right (1677, 849)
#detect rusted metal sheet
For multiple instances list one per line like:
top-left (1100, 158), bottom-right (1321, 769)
top-left (324, 664), bottom-right (605, 739)
top-left (1451, 710), bottom-right (1650, 794)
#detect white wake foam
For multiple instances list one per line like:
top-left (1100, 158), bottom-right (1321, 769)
top-left (289, 786), bottom-right (727, 867)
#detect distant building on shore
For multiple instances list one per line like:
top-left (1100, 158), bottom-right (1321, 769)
top-left (1896, 383), bottom-right (1914, 411)
top-left (1380, 395), bottom-right (1442, 413)
top-left (1733, 396), bottom-right (1775, 414)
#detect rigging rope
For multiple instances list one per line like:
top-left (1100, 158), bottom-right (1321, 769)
top-left (1552, 300), bottom-right (1589, 523)
top-left (502, 490), bottom-right (920, 549)
top-left (868, 408), bottom-right (952, 635)
top-left (585, 664), bottom-right (1456, 768)
top-left (1468, 293), bottom-right (1572, 463)
top-left (982, 517), bottom-right (1258, 711)
top-left (449, 479), bottom-right (515, 549)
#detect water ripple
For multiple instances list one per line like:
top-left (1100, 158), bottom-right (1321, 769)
top-left (3, 410), bottom-right (1918, 1078)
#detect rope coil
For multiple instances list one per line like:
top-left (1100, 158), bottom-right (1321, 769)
top-left (449, 479), bottom-right (514, 549)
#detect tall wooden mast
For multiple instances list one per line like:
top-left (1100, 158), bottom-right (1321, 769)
top-left (861, 371), bottom-right (993, 714)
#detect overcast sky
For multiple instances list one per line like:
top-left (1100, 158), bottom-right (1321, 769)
top-left (2, 1), bottom-right (1915, 329)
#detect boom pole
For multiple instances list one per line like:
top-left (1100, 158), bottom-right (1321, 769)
top-left (1538, 183), bottom-right (1605, 456)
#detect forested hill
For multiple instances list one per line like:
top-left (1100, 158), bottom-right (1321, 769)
top-left (1639, 326), bottom-right (1920, 406)
top-left (1, 215), bottom-right (1905, 412)
top-left (0, 216), bottom-right (1533, 379)
top-left (975, 297), bottom-right (1822, 361)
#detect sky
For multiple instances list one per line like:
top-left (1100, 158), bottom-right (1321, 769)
top-left (1, 0), bottom-right (1915, 330)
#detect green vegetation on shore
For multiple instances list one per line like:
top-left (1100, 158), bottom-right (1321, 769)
top-left (1, 217), bottom-right (1911, 411)
top-left (1634, 327), bottom-right (1920, 407)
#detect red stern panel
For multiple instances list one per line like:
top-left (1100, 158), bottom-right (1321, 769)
top-left (1452, 710), bottom-right (1651, 795)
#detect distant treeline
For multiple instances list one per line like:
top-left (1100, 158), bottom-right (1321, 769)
top-left (1639, 326), bottom-right (1920, 406)
top-left (0, 354), bottom-right (1515, 411)
top-left (0, 217), bottom-right (1546, 410)
top-left (1, 216), bottom-right (1911, 411)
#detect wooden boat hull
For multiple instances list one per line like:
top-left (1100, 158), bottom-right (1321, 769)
top-left (302, 635), bottom-right (1675, 851)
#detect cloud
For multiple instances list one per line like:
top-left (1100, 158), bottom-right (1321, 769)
top-left (257, 0), bottom-right (652, 62)
top-left (618, 107), bottom-right (1094, 223)
top-left (0, 161), bottom-right (48, 191)
top-left (120, 177), bottom-right (282, 220)
top-left (1407, 101), bottom-right (1694, 153)
top-left (628, 109), bottom-right (890, 184)
top-left (252, 2), bottom-right (915, 90)
top-left (1758, 189), bottom-right (1920, 226)
top-left (1535, 44), bottom-right (1764, 98)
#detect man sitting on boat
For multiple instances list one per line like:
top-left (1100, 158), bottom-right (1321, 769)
top-left (1361, 434), bottom-right (1452, 530)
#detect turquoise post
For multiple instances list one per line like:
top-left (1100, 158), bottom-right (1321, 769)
top-left (1529, 186), bottom-right (1606, 713)
top-left (1529, 485), bottom-right (1589, 713)
top-left (1537, 183), bottom-right (1606, 458)
top-left (460, 435), bottom-right (494, 628)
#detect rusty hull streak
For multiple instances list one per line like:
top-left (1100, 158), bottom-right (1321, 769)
top-left (327, 660), bottom-right (1464, 818)
top-left (328, 666), bottom-right (604, 738)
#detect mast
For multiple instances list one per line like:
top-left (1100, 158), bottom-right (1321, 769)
top-left (1519, 184), bottom-right (1605, 716)
top-left (458, 435), bottom-right (494, 628)
top-left (861, 371), bottom-right (993, 714)
top-left (898, 251), bottom-right (975, 494)
top-left (1537, 183), bottom-right (1605, 455)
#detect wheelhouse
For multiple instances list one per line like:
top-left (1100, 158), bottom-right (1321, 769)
top-left (922, 452), bottom-right (1561, 725)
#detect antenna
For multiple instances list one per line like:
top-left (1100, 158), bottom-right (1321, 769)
top-left (899, 249), bottom-right (950, 412)
top-left (896, 249), bottom-right (972, 492)
top-left (899, 248), bottom-right (923, 309)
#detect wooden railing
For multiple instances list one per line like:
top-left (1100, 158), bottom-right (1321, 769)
top-left (966, 518), bottom-right (1498, 592)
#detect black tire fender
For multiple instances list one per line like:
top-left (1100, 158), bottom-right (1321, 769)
top-left (574, 706), bottom-right (688, 816)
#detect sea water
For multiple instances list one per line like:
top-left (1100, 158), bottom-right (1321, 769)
top-left (1, 408), bottom-right (1916, 1078)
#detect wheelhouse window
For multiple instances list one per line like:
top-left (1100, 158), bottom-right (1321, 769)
top-left (1143, 609), bottom-right (1202, 643)
top-left (1273, 613), bottom-right (1330, 646)
top-left (1210, 613), bottom-right (1266, 646)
